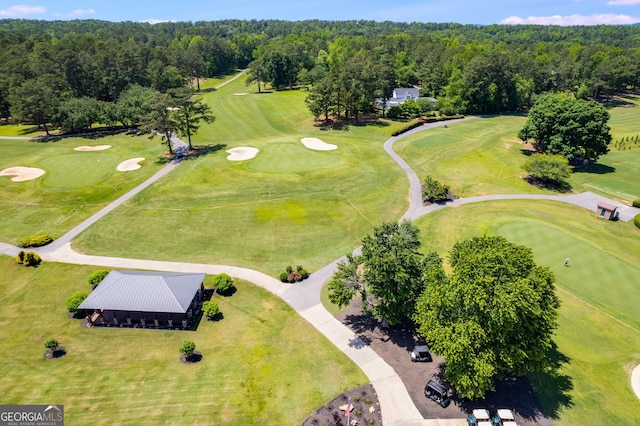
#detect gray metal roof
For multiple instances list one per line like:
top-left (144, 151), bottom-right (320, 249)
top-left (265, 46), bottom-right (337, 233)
top-left (78, 270), bottom-right (205, 313)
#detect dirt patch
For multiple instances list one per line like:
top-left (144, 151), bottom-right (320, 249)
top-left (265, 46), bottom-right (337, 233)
top-left (302, 384), bottom-right (382, 426)
top-left (324, 298), bottom-right (555, 426)
top-left (0, 166), bottom-right (45, 181)
top-left (117, 158), bottom-right (145, 171)
top-left (74, 145), bottom-right (112, 151)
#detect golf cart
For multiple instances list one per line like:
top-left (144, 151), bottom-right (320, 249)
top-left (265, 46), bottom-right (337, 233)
top-left (410, 344), bottom-right (432, 362)
top-left (467, 408), bottom-right (492, 426)
top-left (492, 409), bottom-right (518, 426)
top-left (424, 379), bottom-right (450, 408)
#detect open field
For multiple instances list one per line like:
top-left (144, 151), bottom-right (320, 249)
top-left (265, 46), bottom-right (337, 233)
top-left (395, 112), bottom-right (640, 203)
top-left (0, 258), bottom-right (367, 425)
top-left (0, 134), bottom-right (165, 243)
top-left (414, 200), bottom-right (640, 425)
top-left (73, 75), bottom-right (409, 276)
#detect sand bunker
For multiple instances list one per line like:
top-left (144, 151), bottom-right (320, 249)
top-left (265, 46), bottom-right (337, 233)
top-left (117, 158), bottom-right (145, 172)
top-left (74, 145), bottom-right (111, 151)
top-left (226, 147), bottom-right (259, 161)
top-left (0, 167), bottom-right (45, 182)
top-left (301, 138), bottom-right (337, 151)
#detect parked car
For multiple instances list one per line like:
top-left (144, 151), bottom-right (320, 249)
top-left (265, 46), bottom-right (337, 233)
top-left (410, 345), bottom-right (432, 362)
top-left (424, 379), bottom-right (450, 408)
top-left (492, 408), bottom-right (518, 426)
top-left (467, 408), bottom-right (492, 426)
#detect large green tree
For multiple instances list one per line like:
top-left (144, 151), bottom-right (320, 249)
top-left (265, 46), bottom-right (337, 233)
top-left (171, 92), bottom-right (215, 150)
top-left (329, 221), bottom-right (425, 325)
top-left (8, 74), bottom-right (67, 135)
top-left (518, 94), bottom-right (612, 161)
top-left (522, 153), bottom-right (571, 187)
top-left (414, 236), bottom-right (559, 399)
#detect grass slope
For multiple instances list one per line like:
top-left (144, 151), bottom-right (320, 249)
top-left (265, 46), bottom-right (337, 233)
top-left (414, 200), bottom-right (640, 425)
top-left (0, 135), bottom-right (165, 243)
top-left (0, 259), bottom-right (367, 425)
top-left (73, 74), bottom-right (408, 276)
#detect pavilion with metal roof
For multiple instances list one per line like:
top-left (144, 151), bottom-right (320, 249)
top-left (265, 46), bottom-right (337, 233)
top-left (78, 270), bottom-right (206, 329)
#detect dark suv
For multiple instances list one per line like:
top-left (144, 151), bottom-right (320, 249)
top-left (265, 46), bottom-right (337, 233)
top-left (424, 379), bottom-right (450, 408)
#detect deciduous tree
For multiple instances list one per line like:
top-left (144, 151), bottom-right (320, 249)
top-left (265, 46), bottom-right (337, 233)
top-left (414, 236), bottom-right (560, 399)
top-left (522, 153), bottom-right (571, 186)
top-left (518, 94), bottom-right (612, 161)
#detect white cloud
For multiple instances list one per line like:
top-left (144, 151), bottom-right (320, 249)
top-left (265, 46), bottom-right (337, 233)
top-left (53, 9), bottom-right (96, 18)
top-left (0, 5), bottom-right (45, 17)
top-left (143, 18), bottom-right (170, 24)
top-left (501, 13), bottom-right (640, 25)
top-left (607, 0), bottom-right (640, 5)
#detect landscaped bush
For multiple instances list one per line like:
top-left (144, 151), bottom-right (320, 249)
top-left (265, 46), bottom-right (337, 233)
top-left (18, 234), bottom-right (54, 248)
top-left (88, 269), bottom-right (109, 287)
top-left (65, 291), bottom-right (88, 314)
top-left (633, 199), bottom-right (640, 208)
top-left (279, 272), bottom-right (288, 282)
top-left (635, 214), bottom-right (640, 229)
top-left (179, 341), bottom-right (196, 358)
top-left (44, 339), bottom-right (59, 351)
top-left (15, 250), bottom-right (41, 266)
top-left (202, 300), bottom-right (220, 320)
top-left (211, 273), bottom-right (234, 294)
top-left (279, 265), bottom-right (310, 283)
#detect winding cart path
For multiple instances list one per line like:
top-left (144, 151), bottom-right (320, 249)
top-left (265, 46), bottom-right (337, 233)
top-left (2, 114), bottom-right (639, 425)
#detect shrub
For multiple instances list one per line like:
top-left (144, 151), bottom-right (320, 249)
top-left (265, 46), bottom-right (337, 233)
top-left (365, 398), bottom-right (372, 404)
top-left (285, 265), bottom-right (293, 273)
top-left (635, 214), bottom-right (640, 229)
top-left (179, 340), bottom-right (196, 358)
top-left (356, 410), bottom-right (362, 416)
top-left (369, 419), bottom-right (375, 424)
top-left (422, 176), bottom-right (450, 203)
top-left (88, 269), bottom-right (109, 287)
top-left (16, 251), bottom-right (42, 266)
top-left (211, 273), bottom-right (234, 294)
top-left (18, 234), bottom-right (53, 248)
top-left (279, 272), bottom-right (288, 282)
top-left (299, 269), bottom-right (309, 279)
top-left (633, 199), bottom-right (640, 208)
top-left (354, 396), bottom-right (361, 401)
top-left (23, 252), bottom-right (41, 266)
top-left (202, 300), bottom-right (220, 319)
top-left (296, 265), bottom-right (304, 272)
top-left (65, 291), bottom-right (88, 313)
top-left (44, 339), bottom-right (59, 351)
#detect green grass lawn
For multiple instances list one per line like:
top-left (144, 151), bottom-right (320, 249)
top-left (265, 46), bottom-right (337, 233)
top-left (394, 113), bottom-right (640, 202)
top-left (393, 115), bottom-right (546, 197)
top-left (0, 258), bottom-right (367, 425)
top-left (0, 134), bottom-right (166, 243)
top-left (414, 200), bottom-right (640, 425)
top-left (73, 74), bottom-right (409, 276)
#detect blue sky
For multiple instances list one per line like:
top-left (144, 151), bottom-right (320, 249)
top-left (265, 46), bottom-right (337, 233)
top-left (1, 0), bottom-right (639, 25)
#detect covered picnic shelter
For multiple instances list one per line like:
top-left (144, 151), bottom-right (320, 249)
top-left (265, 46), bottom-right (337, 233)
top-left (78, 270), bottom-right (206, 329)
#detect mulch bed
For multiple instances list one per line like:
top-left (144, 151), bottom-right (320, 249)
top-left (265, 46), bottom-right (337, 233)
top-left (44, 346), bottom-right (66, 359)
top-left (302, 298), bottom-right (556, 426)
top-left (302, 384), bottom-right (382, 426)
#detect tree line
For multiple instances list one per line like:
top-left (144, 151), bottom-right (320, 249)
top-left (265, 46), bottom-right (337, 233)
top-left (1, 19), bottom-right (639, 130)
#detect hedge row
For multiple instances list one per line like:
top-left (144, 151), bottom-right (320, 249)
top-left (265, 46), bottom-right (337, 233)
top-left (633, 199), bottom-right (640, 208)
top-left (19, 234), bottom-right (54, 248)
top-left (634, 214), bottom-right (640, 229)
top-left (391, 115), bottom-right (465, 137)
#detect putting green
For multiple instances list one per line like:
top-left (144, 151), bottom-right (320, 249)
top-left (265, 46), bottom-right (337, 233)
top-left (246, 142), bottom-right (344, 174)
top-left (39, 153), bottom-right (119, 188)
top-left (498, 221), bottom-right (640, 332)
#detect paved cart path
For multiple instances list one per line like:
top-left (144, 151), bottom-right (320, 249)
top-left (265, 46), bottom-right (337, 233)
top-left (3, 111), bottom-right (639, 425)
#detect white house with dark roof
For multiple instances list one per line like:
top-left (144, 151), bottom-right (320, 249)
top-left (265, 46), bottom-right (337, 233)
top-left (375, 87), bottom-right (436, 109)
top-left (78, 270), bottom-right (205, 329)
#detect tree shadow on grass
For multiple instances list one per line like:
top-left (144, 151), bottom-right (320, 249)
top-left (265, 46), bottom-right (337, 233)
top-left (527, 342), bottom-right (574, 420)
top-left (185, 143), bottom-right (227, 160)
top-left (573, 162), bottom-right (616, 175)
